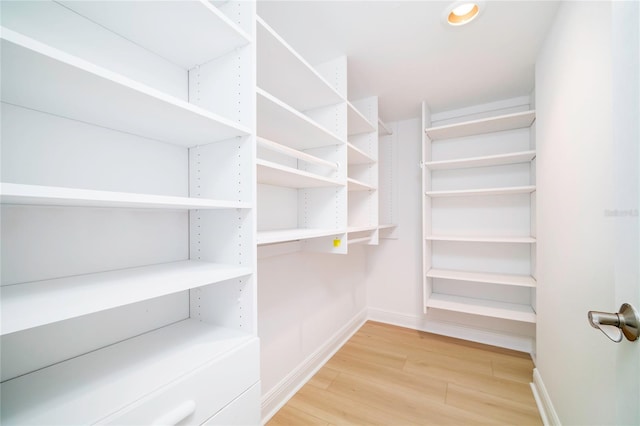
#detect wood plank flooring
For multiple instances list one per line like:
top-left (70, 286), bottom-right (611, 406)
top-left (267, 321), bottom-right (542, 425)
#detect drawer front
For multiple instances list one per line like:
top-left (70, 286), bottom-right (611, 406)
top-left (201, 382), bottom-right (260, 426)
top-left (99, 337), bottom-right (259, 425)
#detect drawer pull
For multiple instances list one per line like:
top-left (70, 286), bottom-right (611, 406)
top-left (152, 400), bottom-right (196, 426)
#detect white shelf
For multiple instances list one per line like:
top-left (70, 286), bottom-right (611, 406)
top-left (426, 268), bottom-right (536, 288)
top-left (347, 236), bottom-right (372, 245)
top-left (257, 160), bottom-right (343, 189)
top-left (257, 16), bottom-right (343, 112)
top-left (347, 102), bottom-right (376, 136)
top-left (425, 150), bottom-right (536, 170)
top-left (257, 228), bottom-right (344, 245)
top-left (426, 293), bottom-right (536, 323)
top-left (59, 0), bottom-right (251, 69)
top-left (348, 225), bottom-right (378, 233)
top-left (425, 110), bottom-right (536, 141)
top-left (257, 88), bottom-right (344, 150)
top-left (347, 142), bottom-right (375, 165)
top-left (0, 183), bottom-right (251, 210)
top-left (0, 28), bottom-right (250, 147)
top-left (0, 319), bottom-right (255, 424)
top-left (426, 235), bottom-right (536, 243)
top-left (348, 178), bottom-right (376, 191)
top-left (378, 117), bottom-right (392, 135)
top-left (378, 224), bottom-right (397, 230)
top-left (425, 185), bottom-right (536, 198)
top-left (258, 137), bottom-right (338, 170)
top-left (0, 261), bottom-right (252, 335)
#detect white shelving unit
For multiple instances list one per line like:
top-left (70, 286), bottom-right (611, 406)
top-left (256, 16), bottom-right (348, 253)
top-left (377, 116), bottom-right (398, 239)
top-left (1, 2), bottom-right (259, 424)
top-left (347, 97), bottom-right (379, 245)
top-left (422, 100), bottom-right (537, 345)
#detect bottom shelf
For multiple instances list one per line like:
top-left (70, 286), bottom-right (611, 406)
top-left (1, 319), bottom-right (258, 425)
top-left (257, 228), bottom-right (345, 245)
top-left (426, 293), bottom-right (536, 323)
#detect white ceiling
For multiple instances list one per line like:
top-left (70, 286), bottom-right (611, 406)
top-left (257, 1), bottom-right (560, 122)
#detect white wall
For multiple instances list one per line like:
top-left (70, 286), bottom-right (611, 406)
top-left (535, 2), bottom-right (621, 424)
top-left (258, 245), bottom-right (367, 419)
top-left (367, 118), bottom-right (424, 322)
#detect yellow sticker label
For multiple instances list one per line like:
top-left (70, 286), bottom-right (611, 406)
top-left (333, 239), bottom-right (341, 247)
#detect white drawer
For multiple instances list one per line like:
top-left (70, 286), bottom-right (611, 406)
top-left (201, 382), bottom-right (260, 426)
top-left (99, 337), bottom-right (259, 426)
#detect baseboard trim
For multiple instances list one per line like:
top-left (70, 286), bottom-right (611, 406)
top-left (260, 308), bottom-right (368, 424)
top-left (531, 368), bottom-right (561, 426)
top-left (367, 307), bottom-right (534, 353)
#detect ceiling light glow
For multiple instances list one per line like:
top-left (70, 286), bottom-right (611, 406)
top-left (446, 2), bottom-right (481, 26)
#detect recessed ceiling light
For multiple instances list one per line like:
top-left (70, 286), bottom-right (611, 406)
top-left (445, 1), bottom-right (482, 26)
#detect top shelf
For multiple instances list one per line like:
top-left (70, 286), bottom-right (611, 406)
top-left (425, 110), bottom-right (536, 141)
top-left (347, 102), bottom-right (376, 136)
top-left (58, 0), bottom-right (251, 69)
top-left (257, 16), bottom-right (344, 112)
top-left (0, 28), bottom-right (250, 147)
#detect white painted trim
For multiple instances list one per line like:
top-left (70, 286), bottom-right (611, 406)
top-left (260, 308), bottom-right (367, 424)
top-left (367, 307), bottom-right (534, 353)
top-left (531, 368), bottom-right (561, 426)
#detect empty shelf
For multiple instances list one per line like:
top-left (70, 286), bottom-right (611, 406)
top-left (426, 293), bottom-right (536, 323)
top-left (59, 1), bottom-right (250, 69)
top-left (258, 137), bottom-right (339, 170)
top-left (0, 28), bottom-right (250, 147)
top-left (257, 160), bottom-right (343, 188)
top-left (348, 178), bottom-right (376, 191)
top-left (347, 102), bottom-right (376, 135)
top-left (0, 183), bottom-right (250, 210)
top-left (426, 235), bottom-right (536, 243)
top-left (1, 319), bottom-right (256, 424)
top-left (425, 110), bottom-right (536, 140)
top-left (426, 269), bottom-right (536, 288)
top-left (425, 150), bottom-right (536, 170)
top-left (257, 228), bottom-right (344, 245)
top-left (347, 142), bottom-right (376, 165)
top-left (257, 16), bottom-right (343, 112)
top-left (1, 261), bottom-right (252, 335)
top-left (425, 185), bottom-right (536, 197)
top-left (257, 88), bottom-right (344, 150)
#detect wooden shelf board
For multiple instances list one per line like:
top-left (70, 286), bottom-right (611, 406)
top-left (59, 1), bottom-right (250, 69)
top-left (257, 160), bottom-right (343, 189)
top-left (426, 150), bottom-right (536, 170)
top-left (257, 228), bottom-right (344, 245)
top-left (425, 185), bottom-right (536, 198)
top-left (347, 102), bottom-right (376, 136)
top-left (426, 293), bottom-right (536, 323)
top-left (348, 236), bottom-right (372, 245)
top-left (0, 261), bottom-right (252, 335)
top-left (1, 319), bottom-right (256, 424)
top-left (257, 88), bottom-right (344, 151)
top-left (0, 29), bottom-right (250, 147)
top-left (425, 110), bottom-right (536, 140)
top-left (427, 268), bottom-right (536, 288)
top-left (426, 235), bottom-right (536, 243)
top-left (0, 183), bottom-right (250, 210)
top-left (257, 16), bottom-right (343, 112)
top-left (348, 178), bottom-right (376, 192)
top-left (347, 142), bottom-right (375, 165)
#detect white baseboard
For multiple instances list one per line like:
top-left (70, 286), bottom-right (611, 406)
top-left (531, 368), bottom-right (561, 426)
top-left (367, 307), bottom-right (534, 353)
top-left (260, 308), bottom-right (368, 424)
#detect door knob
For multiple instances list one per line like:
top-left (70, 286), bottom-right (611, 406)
top-left (588, 303), bottom-right (640, 343)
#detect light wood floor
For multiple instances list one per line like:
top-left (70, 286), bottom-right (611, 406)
top-left (267, 321), bottom-right (542, 425)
